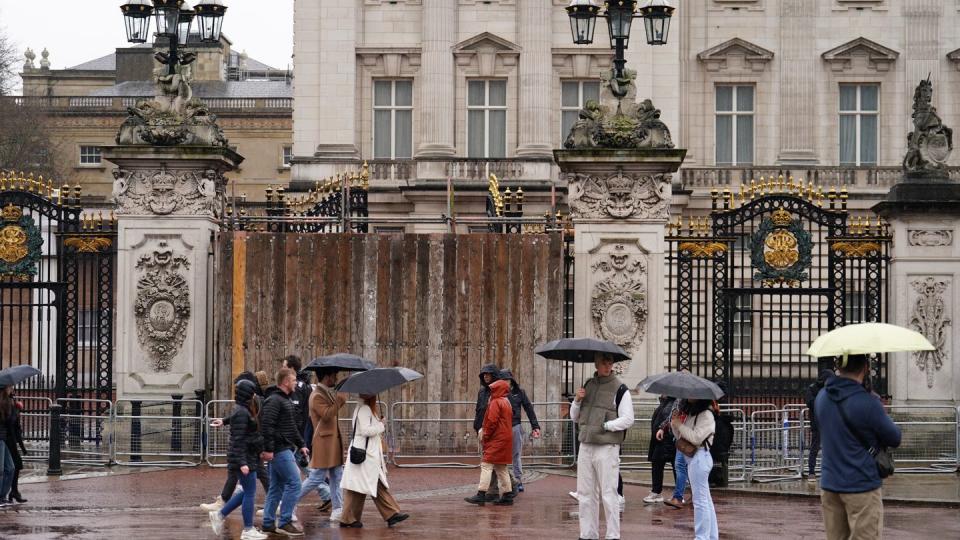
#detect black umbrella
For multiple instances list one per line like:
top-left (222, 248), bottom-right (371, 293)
top-left (636, 371), bottom-right (724, 400)
top-left (0, 365), bottom-right (41, 387)
top-left (534, 337), bottom-right (630, 363)
top-left (305, 353), bottom-right (376, 373)
top-left (336, 367), bottom-right (423, 395)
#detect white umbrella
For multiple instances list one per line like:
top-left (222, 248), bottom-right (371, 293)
top-left (805, 323), bottom-right (934, 358)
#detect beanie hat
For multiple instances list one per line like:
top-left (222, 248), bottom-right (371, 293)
top-left (235, 379), bottom-right (257, 404)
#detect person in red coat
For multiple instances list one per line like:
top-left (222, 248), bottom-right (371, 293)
top-left (465, 379), bottom-right (514, 506)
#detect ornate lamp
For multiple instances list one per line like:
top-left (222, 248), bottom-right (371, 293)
top-left (177, 6), bottom-right (196, 46)
top-left (120, 0), bottom-right (154, 44)
top-left (194, 0), bottom-right (228, 43)
top-left (566, 0), bottom-right (600, 46)
top-left (606, 0), bottom-right (637, 49)
top-left (639, 0), bottom-right (675, 46)
top-left (153, 0), bottom-right (182, 38)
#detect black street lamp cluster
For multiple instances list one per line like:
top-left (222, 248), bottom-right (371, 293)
top-left (566, 0), bottom-right (675, 97)
top-left (120, 0), bottom-right (227, 74)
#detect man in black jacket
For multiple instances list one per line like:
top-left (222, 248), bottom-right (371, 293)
top-left (498, 369), bottom-right (540, 493)
top-left (260, 368), bottom-right (310, 536)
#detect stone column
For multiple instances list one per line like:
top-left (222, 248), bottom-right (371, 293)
top-left (105, 146), bottom-right (241, 400)
top-left (416, 0), bottom-right (456, 157)
top-left (313, 0), bottom-right (359, 159)
top-left (555, 149), bottom-right (685, 388)
top-left (515, 0), bottom-right (553, 158)
top-left (778, 0), bottom-right (818, 164)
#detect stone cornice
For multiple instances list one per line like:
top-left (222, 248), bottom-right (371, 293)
top-left (697, 38), bottom-right (775, 72)
top-left (453, 33), bottom-right (521, 76)
top-left (821, 36), bottom-right (899, 73)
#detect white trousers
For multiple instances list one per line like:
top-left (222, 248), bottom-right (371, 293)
top-left (576, 443), bottom-right (620, 540)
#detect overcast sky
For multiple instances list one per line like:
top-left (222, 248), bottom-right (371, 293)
top-left (0, 0), bottom-right (294, 74)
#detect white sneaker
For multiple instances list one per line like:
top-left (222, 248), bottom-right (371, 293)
top-left (200, 496), bottom-right (225, 511)
top-left (618, 494), bottom-right (625, 513)
top-left (240, 528), bottom-right (269, 540)
top-left (643, 492), bottom-right (663, 504)
top-left (291, 512), bottom-right (299, 523)
top-left (209, 510), bottom-right (224, 535)
top-left (568, 491), bottom-right (580, 502)
top-left (329, 508), bottom-right (343, 522)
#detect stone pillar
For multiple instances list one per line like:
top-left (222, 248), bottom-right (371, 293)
top-left (778, 0), bottom-right (818, 164)
top-left (104, 146), bottom-right (241, 399)
top-left (313, 0), bottom-right (359, 159)
top-left (515, 0), bottom-right (553, 158)
top-left (416, 0), bottom-right (456, 157)
top-left (555, 149), bottom-right (685, 388)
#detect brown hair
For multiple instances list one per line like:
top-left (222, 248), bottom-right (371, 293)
top-left (276, 367), bottom-right (295, 386)
top-left (0, 386), bottom-right (12, 421)
top-left (255, 371), bottom-right (270, 389)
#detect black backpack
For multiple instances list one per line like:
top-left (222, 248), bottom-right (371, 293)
top-left (709, 410), bottom-right (734, 460)
top-left (803, 382), bottom-right (820, 411)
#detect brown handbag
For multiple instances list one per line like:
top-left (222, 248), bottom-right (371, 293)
top-left (676, 437), bottom-right (698, 458)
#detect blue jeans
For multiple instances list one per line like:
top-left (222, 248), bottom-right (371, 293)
top-left (0, 441), bottom-right (14, 499)
top-left (298, 465), bottom-right (343, 509)
top-left (263, 449), bottom-right (301, 529)
top-left (221, 469), bottom-right (256, 528)
top-left (685, 449), bottom-right (718, 540)
top-left (671, 449), bottom-right (689, 501)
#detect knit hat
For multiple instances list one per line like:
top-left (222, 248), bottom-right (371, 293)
top-left (255, 371), bottom-right (270, 390)
top-left (235, 379), bottom-right (257, 404)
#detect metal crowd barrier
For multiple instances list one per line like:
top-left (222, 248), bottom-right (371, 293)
top-left (884, 405), bottom-right (958, 473)
top-left (205, 400), bottom-right (235, 467)
top-left (113, 398), bottom-right (204, 466)
top-left (519, 402), bottom-right (576, 468)
top-left (719, 408), bottom-right (749, 482)
top-left (58, 398), bottom-right (114, 465)
top-left (18, 396), bottom-right (52, 462)
top-left (620, 401), bottom-right (658, 470)
top-left (747, 409), bottom-right (804, 483)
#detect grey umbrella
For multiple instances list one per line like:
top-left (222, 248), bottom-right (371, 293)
top-left (0, 365), bottom-right (41, 387)
top-left (305, 353), bottom-right (377, 373)
top-left (336, 367), bottom-right (423, 395)
top-left (636, 371), bottom-right (725, 400)
top-left (534, 337), bottom-right (631, 363)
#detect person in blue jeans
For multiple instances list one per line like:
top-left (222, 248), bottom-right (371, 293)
top-left (209, 380), bottom-right (268, 540)
top-left (0, 386), bottom-right (16, 506)
top-left (673, 399), bottom-right (718, 540)
top-left (260, 368), bottom-right (310, 536)
top-left (297, 367), bottom-right (347, 521)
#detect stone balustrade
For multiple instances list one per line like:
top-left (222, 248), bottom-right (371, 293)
top-left (6, 96), bottom-right (293, 111)
top-left (680, 165), bottom-right (960, 190)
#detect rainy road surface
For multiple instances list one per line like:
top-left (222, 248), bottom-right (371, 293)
top-left (1, 466), bottom-right (957, 539)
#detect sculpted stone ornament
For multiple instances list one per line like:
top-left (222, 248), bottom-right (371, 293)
top-left (564, 70), bottom-right (674, 150)
top-left (909, 277), bottom-right (951, 389)
top-left (903, 78), bottom-right (953, 174)
top-left (568, 171), bottom-right (669, 220)
top-left (0, 204), bottom-right (43, 282)
top-left (112, 167), bottom-right (226, 218)
top-left (590, 244), bottom-right (648, 349)
top-left (134, 242), bottom-right (191, 373)
top-left (117, 57), bottom-right (228, 147)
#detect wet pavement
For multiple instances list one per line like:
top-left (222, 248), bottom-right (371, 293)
top-left (2, 465), bottom-right (959, 539)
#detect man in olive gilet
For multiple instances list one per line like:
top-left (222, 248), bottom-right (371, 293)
top-left (570, 354), bottom-right (634, 540)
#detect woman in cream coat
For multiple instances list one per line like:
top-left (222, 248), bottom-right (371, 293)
top-left (671, 398), bottom-right (718, 540)
top-left (339, 394), bottom-right (409, 528)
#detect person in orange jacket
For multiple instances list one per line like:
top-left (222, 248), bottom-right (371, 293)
top-left (464, 379), bottom-right (514, 506)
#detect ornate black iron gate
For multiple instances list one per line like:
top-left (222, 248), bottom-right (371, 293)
top-left (0, 172), bottom-right (116, 408)
top-left (667, 177), bottom-right (890, 401)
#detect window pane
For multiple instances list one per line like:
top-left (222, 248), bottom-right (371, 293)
top-left (561, 82), bottom-right (580, 108)
top-left (715, 115), bottom-right (733, 165)
top-left (395, 110), bottom-right (412, 159)
top-left (839, 85), bottom-right (857, 111)
top-left (736, 114), bottom-right (754, 165)
top-left (374, 81), bottom-right (392, 107)
top-left (860, 114), bottom-right (878, 165)
top-left (736, 86), bottom-right (753, 112)
top-left (562, 111), bottom-right (578, 141)
top-left (860, 85), bottom-right (878, 111)
top-left (839, 115), bottom-right (856, 164)
top-left (488, 110), bottom-right (506, 158)
top-left (374, 110), bottom-right (392, 159)
top-left (468, 81), bottom-right (485, 107)
top-left (583, 81), bottom-right (600, 103)
top-left (395, 80), bottom-right (413, 107)
top-left (716, 86), bottom-right (733, 112)
top-left (488, 80), bottom-right (507, 107)
top-left (468, 110), bottom-right (485, 157)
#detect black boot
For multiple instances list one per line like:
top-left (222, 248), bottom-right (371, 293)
top-left (492, 494), bottom-right (514, 506)
top-left (9, 469), bottom-right (25, 503)
top-left (464, 491), bottom-right (487, 505)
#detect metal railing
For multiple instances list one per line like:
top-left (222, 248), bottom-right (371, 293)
top-left (747, 409), bottom-right (805, 483)
top-left (58, 398), bottom-right (113, 465)
top-left (113, 399), bottom-right (204, 466)
top-left (884, 405), bottom-right (958, 473)
top-left (204, 400), bottom-right (234, 467)
top-left (19, 396), bottom-right (52, 462)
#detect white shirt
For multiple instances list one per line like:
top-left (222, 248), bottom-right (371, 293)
top-left (570, 388), bottom-right (635, 433)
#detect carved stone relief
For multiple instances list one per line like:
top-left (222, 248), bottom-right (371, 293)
top-left (909, 277), bottom-right (951, 388)
top-left (134, 242), bottom-right (191, 372)
top-left (907, 229), bottom-right (953, 247)
top-left (567, 171), bottom-right (669, 220)
top-left (591, 244), bottom-right (648, 355)
top-left (112, 167), bottom-right (226, 218)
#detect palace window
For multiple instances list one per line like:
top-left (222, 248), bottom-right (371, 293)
top-left (373, 80), bottom-right (413, 160)
top-left (839, 84), bottom-right (878, 166)
top-left (79, 146), bottom-right (102, 166)
top-left (78, 309), bottom-right (98, 348)
top-left (732, 293), bottom-right (753, 353)
top-left (467, 80), bottom-right (507, 158)
top-left (561, 80), bottom-right (600, 144)
top-left (715, 85), bottom-right (754, 166)
top-left (281, 145), bottom-right (293, 168)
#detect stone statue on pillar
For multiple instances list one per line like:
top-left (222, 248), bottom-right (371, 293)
top-left (902, 76), bottom-right (953, 175)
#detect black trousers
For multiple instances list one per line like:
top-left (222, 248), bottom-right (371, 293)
top-left (650, 455), bottom-right (676, 494)
top-left (220, 460), bottom-right (270, 500)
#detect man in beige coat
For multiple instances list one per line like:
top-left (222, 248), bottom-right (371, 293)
top-left (296, 368), bottom-right (347, 522)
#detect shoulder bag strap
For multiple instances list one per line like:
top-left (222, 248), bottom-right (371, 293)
top-left (351, 408), bottom-right (370, 451)
top-left (836, 398), bottom-right (878, 457)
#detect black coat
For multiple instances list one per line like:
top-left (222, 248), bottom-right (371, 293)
top-left (473, 364), bottom-right (500, 432)
top-left (4, 405), bottom-right (25, 469)
top-left (647, 398), bottom-right (676, 462)
top-left (506, 384), bottom-right (540, 430)
top-left (289, 374), bottom-right (313, 435)
top-left (261, 387), bottom-right (306, 453)
top-left (225, 404), bottom-right (262, 470)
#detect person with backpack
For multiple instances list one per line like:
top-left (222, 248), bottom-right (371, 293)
top-left (804, 369), bottom-right (834, 481)
top-left (671, 398), bottom-right (718, 540)
top-left (644, 395), bottom-right (677, 504)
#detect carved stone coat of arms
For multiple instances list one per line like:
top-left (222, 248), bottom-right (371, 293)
top-left (591, 245), bottom-right (648, 348)
top-left (134, 243), bottom-right (191, 372)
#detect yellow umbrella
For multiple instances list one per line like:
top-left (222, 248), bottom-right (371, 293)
top-left (805, 323), bottom-right (935, 358)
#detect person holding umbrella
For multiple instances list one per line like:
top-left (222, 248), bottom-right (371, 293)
top-left (671, 398), bottom-right (718, 540)
top-left (0, 386), bottom-right (17, 507)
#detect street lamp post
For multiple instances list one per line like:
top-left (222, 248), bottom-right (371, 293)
top-left (566, 0), bottom-right (675, 98)
top-left (120, 0), bottom-right (228, 75)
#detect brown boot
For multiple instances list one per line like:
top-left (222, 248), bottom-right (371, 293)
top-left (664, 497), bottom-right (684, 508)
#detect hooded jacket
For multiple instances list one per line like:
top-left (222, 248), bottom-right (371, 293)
top-left (647, 396), bottom-right (676, 462)
top-left (260, 385), bottom-right (306, 454)
top-left (498, 369), bottom-right (541, 430)
top-left (481, 380), bottom-right (514, 465)
top-left (473, 364), bottom-right (500, 432)
top-left (226, 380), bottom-right (263, 471)
top-left (814, 376), bottom-right (901, 493)
top-left (289, 371), bottom-right (313, 435)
